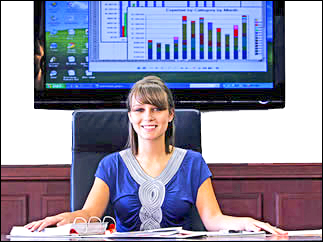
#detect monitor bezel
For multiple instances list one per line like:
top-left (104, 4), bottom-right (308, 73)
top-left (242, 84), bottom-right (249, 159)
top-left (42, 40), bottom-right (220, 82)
top-left (34, 1), bottom-right (285, 110)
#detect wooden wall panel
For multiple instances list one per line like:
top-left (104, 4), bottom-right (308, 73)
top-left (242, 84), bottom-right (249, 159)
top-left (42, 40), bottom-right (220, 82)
top-left (1, 195), bottom-right (27, 235)
top-left (41, 195), bottom-right (70, 218)
top-left (1, 164), bottom-right (322, 235)
top-left (216, 193), bottom-right (263, 220)
top-left (212, 178), bottom-right (323, 229)
top-left (274, 192), bottom-right (322, 230)
top-left (1, 166), bottom-right (71, 235)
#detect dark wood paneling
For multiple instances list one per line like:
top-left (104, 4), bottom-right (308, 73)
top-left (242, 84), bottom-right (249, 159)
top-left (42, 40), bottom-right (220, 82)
top-left (41, 195), bottom-right (70, 218)
top-left (1, 195), bottom-right (27, 235)
top-left (1, 165), bottom-right (71, 180)
top-left (1, 167), bottom-right (70, 235)
top-left (1, 163), bottom-right (322, 235)
top-left (274, 192), bottom-right (322, 230)
top-left (211, 180), bottom-right (322, 230)
top-left (2, 164), bottom-right (322, 180)
top-left (207, 163), bottom-right (322, 179)
top-left (216, 193), bottom-right (263, 220)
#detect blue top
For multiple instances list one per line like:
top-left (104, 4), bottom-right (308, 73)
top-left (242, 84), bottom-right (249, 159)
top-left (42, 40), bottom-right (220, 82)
top-left (95, 148), bottom-right (212, 232)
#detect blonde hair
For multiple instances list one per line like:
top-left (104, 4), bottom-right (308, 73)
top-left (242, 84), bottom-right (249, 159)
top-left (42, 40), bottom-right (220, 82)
top-left (126, 76), bottom-right (175, 155)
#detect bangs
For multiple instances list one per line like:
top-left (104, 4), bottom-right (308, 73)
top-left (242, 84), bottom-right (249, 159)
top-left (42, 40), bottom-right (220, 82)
top-left (131, 84), bottom-right (168, 110)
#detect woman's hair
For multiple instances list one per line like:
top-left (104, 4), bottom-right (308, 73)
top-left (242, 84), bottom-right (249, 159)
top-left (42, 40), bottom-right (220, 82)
top-left (126, 76), bottom-right (175, 155)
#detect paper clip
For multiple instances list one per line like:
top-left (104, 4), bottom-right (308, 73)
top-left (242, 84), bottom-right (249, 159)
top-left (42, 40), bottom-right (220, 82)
top-left (102, 216), bottom-right (117, 234)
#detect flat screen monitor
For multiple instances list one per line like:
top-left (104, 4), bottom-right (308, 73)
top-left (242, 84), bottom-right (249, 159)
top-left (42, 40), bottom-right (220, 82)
top-left (34, 1), bottom-right (285, 110)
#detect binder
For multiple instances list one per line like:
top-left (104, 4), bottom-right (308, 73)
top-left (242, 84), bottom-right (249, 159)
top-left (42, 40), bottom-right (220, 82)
top-left (9, 216), bottom-right (116, 238)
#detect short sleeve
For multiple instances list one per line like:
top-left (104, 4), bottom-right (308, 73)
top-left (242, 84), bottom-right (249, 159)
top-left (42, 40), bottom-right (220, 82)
top-left (189, 150), bottom-right (213, 201)
top-left (95, 153), bottom-right (118, 196)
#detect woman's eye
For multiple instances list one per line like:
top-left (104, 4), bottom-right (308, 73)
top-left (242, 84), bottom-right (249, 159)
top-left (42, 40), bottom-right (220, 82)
top-left (133, 107), bottom-right (162, 112)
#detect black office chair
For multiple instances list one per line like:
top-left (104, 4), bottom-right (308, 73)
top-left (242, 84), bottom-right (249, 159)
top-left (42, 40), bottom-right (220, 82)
top-left (71, 109), bottom-right (206, 231)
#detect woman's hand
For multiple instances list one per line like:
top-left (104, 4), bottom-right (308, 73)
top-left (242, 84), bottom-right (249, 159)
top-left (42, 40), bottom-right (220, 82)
top-left (24, 178), bottom-right (110, 233)
top-left (240, 217), bottom-right (288, 235)
top-left (24, 212), bottom-right (72, 232)
top-left (196, 179), bottom-right (288, 235)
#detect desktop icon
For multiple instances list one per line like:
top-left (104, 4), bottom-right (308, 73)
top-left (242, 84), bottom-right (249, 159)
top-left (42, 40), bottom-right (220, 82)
top-left (67, 2), bottom-right (74, 8)
top-left (68, 70), bottom-right (75, 76)
top-left (50, 70), bottom-right (57, 77)
top-left (68, 29), bottom-right (75, 35)
top-left (50, 16), bottom-right (58, 22)
top-left (65, 15), bottom-right (75, 23)
top-left (50, 43), bottom-right (57, 49)
top-left (67, 42), bottom-right (75, 49)
top-left (67, 56), bottom-right (75, 62)
top-left (50, 29), bottom-right (58, 36)
top-left (85, 70), bottom-right (92, 76)
top-left (50, 57), bottom-right (57, 63)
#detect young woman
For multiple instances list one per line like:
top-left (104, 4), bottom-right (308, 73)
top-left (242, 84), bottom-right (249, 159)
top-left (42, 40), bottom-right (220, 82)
top-left (25, 76), bottom-right (287, 235)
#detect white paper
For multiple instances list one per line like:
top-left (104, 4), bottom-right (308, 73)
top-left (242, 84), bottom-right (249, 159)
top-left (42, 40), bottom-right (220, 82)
top-left (205, 230), bottom-right (266, 237)
top-left (10, 226), bottom-right (72, 237)
top-left (287, 229), bottom-right (322, 236)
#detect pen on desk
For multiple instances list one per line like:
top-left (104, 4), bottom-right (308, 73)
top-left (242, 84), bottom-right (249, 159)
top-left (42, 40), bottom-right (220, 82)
top-left (219, 230), bottom-right (244, 234)
top-left (228, 230), bottom-right (243, 233)
top-left (146, 227), bottom-right (182, 233)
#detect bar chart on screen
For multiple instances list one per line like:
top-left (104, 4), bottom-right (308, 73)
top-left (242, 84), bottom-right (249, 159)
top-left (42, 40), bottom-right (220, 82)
top-left (127, 8), bottom-right (264, 62)
top-left (91, 1), bottom-right (267, 72)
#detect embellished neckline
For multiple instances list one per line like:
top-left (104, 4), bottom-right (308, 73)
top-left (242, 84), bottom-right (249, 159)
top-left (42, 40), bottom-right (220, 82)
top-left (119, 147), bottom-right (187, 186)
top-left (129, 148), bottom-right (177, 180)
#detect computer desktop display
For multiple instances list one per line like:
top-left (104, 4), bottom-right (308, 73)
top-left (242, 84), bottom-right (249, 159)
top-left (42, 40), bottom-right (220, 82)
top-left (34, 1), bottom-right (285, 110)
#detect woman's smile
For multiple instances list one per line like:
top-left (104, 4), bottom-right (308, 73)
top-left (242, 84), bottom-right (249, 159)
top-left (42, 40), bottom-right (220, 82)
top-left (141, 124), bottom-right (158, 131)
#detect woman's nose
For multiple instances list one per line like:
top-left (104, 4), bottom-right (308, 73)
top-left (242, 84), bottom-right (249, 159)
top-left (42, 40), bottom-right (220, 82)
top-left (143, 109), bottom-right (154, 120)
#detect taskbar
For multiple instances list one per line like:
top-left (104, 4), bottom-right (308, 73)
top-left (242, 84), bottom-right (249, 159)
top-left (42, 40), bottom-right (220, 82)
top-left (46, 83), bottom-right (273, 89)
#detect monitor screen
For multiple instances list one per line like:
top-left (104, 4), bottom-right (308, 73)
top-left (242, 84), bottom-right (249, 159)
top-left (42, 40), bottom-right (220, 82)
top-left (34, 1), bottom-right (285, 110)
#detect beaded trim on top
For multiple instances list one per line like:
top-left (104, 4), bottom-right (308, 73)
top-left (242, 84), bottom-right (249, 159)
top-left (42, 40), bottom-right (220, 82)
top-left (119, 147), bottom-right (187, 231)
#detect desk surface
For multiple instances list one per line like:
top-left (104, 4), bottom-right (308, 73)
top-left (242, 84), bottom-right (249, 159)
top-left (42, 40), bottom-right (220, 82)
top-left (2, 234), bottom-right (322, 241)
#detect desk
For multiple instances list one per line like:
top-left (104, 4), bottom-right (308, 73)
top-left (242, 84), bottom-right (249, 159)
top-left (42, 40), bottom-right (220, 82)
top-left (2, 234), bottom-right (322, 241)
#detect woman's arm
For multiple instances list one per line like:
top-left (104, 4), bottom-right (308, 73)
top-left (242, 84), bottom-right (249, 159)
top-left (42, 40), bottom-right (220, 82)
top-left (196, 178), bottom-right (287, 235)
top-left (24, 177), bottom-right (110, 232)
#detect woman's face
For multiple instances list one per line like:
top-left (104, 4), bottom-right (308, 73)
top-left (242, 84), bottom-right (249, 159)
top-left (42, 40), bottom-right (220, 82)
top-left (128, 96), bottom-right (174, 143)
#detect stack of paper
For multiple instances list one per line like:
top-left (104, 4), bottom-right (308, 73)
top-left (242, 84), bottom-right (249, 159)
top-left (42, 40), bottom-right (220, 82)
top-left (9, 222), bottom-right (107, 238)
top-left (9, 226), bottom-right (269, 239)
top-left (107, 227), bottom-right (206, 239)
top-left (205, 230), bottom-right (266, 237)
top-left (287, 229), bottom-right (322, 236)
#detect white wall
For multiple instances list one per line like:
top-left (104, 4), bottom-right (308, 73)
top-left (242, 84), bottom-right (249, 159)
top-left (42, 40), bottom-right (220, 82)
top-left (1, 1), bottom-right (322, 165)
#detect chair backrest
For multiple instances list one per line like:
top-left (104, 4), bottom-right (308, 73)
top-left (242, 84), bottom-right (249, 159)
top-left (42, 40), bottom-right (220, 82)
top-left (71, 109), bottom-right (205, 230)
